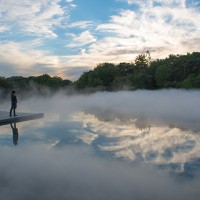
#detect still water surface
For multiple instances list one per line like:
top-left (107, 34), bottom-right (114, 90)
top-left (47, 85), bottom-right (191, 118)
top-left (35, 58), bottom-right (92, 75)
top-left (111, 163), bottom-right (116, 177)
top-left (0, 90), bottom-right (200, 200)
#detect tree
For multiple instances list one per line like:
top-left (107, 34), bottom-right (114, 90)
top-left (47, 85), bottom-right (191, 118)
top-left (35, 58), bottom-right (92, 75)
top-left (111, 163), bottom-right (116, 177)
top-left (117, 62), bottom-right (134, 77)
top-left (181, 74), bottom-right (200, 88)
top-left (0, 77), bottom-right (12, 89)
top-left (134, 51), bottom-right (151, 68)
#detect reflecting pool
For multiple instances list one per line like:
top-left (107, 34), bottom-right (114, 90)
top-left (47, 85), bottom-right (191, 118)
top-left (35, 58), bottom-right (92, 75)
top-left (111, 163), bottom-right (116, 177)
top-left (1, 90), bottom-right (200, 200)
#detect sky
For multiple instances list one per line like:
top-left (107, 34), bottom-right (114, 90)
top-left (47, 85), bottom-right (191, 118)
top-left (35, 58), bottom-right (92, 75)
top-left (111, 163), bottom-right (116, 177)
top-left (0, 0), bottom-right (200, 80)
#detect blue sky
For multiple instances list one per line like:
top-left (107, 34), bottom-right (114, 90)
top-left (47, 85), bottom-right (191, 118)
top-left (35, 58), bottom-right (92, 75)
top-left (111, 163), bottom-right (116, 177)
top-left (0, 0), bottom-right (200, 80)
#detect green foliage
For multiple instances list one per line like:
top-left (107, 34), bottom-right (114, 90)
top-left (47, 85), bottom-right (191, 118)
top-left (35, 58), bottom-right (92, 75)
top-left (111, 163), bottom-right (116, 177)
top-left (181, 74), bottom-right (200, 88)
top-left (0, 77), bottom-right (12, 89)
top-left (155, 64), bottom-right (173, 87)
top-left (75, 63), bottom-right (118, 90)
top-left (29, 74), bottom-right (67, 90)
top-left (154, 52), bottom-right (200, 88)
top-left (135, 51), bottom-right (151, 68)
top-left (75, 52), bottom-right (200, 91)
top-left (1, 52), bottom-right (200, 94)
top-left (0, 74), bottom-right (72, 98)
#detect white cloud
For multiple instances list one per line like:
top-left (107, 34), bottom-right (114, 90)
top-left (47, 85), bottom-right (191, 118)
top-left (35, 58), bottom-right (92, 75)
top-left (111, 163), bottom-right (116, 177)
top-left (0, 40), bottom-right (83, 80)
top-left (127, 0), bottom-right (186, 8)
top-left (80, 49), bottom-right (86, 55)
top-left (64, 1), bottom-right (200, 69)
top-left (67, 21), bottom-right (94, 29)
top-left (58, 0), bottom-right (200, 71)
top-left (0, 0), bottom-right (200, 79)
top-left (96, 5), bottom-right (200, 58)
top-left (70, 4), bottom-right (77, 8)
top-left (0, 41), bottom-right (62, 75)
top-left (66, 0), bottom-right (76, 7)
top-left (0, 41), bottom-right (52, 66)
top-left (0, 25), bottom-right (10, 32)
top-left (0, 0), bottom-right (68, 38)
top-left (66, 31), bottom-right (97, 47)
top-left (66, 21), bottom-right (93, 29)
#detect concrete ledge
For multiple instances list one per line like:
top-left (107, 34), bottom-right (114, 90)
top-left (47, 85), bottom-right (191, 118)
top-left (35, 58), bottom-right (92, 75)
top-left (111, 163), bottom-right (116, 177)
top-left (0, 111), bottom-right (44, 126)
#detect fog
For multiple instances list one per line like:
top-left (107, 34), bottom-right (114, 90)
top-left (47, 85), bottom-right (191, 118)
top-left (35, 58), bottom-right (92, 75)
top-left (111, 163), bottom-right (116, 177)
top-left (15, 89), bottom-right (200, 130)
top-left (0, 145), bottom-right (199, 200)
top-left (1, 89), bottom-right (200, 200)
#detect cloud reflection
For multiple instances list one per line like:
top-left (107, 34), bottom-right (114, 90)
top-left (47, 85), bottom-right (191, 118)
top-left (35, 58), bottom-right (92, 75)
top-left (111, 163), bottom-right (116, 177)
top-left (71, 112), bottom-right (200, 173)
top-left (0, 144), bottom-right (199, 200)
top-left (2, 89), bottom-right (199, 172)
top-left (1, 90), bottom-right (200, 199)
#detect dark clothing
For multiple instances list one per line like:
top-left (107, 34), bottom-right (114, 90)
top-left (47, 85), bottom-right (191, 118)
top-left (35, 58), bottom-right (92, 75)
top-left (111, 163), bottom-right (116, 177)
top-left (11, 94), bottom-right (17, 107)
top-left (10, 93), bottom-right (17, 116)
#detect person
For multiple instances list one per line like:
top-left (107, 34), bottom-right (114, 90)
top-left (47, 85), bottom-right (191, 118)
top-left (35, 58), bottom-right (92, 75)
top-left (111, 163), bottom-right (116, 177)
top-left (10, 90), bottom-right (17, 117)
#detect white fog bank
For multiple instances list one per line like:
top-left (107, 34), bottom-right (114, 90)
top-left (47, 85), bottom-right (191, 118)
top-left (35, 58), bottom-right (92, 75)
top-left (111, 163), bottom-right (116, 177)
top-left (0, 145), bottom-right (199, 200)
top-left (14, 89), bottom-right (200, 130)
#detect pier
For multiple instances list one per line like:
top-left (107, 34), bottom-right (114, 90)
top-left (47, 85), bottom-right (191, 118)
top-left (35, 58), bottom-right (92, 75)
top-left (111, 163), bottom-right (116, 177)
top-left (0, 111), bottom-right (44, 126)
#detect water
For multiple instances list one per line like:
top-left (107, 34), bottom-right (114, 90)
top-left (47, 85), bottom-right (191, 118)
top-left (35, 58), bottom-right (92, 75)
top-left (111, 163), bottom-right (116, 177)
top-left (0, 90), bottom-right (200, 200)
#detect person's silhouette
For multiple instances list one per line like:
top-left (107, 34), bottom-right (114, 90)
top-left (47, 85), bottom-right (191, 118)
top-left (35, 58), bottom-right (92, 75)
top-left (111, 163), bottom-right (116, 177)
top-left (10, 90), bottom-right (17, 117)
top-left (10, 123), bottom-right (19, 145)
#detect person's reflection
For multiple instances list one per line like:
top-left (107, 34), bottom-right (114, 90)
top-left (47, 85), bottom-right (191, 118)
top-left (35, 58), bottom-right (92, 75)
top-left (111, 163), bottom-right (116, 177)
top-left (10, 123), bottom-right (19, 145)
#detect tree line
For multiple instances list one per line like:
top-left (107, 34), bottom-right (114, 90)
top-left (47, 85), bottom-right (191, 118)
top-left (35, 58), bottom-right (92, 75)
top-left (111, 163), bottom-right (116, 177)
top-left (75, 52), bottom-right (200, 90)
top-left (0, 74), bottom-right (72, 99)
top-left (1, 52), bottom-right (200, 97)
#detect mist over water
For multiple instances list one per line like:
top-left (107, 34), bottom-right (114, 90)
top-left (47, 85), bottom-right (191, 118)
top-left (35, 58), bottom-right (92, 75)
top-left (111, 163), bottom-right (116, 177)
top-left (25, 89), bottom-right (200, 128)
top-left (1, 90), bottom-right (200, 200)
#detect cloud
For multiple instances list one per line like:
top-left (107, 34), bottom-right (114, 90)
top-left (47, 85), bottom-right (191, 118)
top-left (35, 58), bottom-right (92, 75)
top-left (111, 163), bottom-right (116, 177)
top-left (0, 41), bottom-right (71, 78)
top-left (96, 4), bottom-right (200, 58)
top-left (66, 31), bottom-right (97, 47)
top-left (126, 0), bottom-right (186, 7)
top-left (0, 0), bottom-right (68, 38)
top-left (69, 4), bottom-right (77, 8)
top-left (0, 41), bottom-right (58, 67)
top-left (65, 0), bottom-right (76, 7)
top-left (63, 66), bottom-right (90, 79)
top-left (0, 62), bottom-right (18, 77)
top-left (60, 0), bottom-right (200, 71)
top-left (66, 21), bottom-right (94, 29)
top-left (0, 40), bottom-right (90, 80)
top-left (1, 0), bottom-right (200, 79)
top-left (0, 25), bottom-right (10, 33)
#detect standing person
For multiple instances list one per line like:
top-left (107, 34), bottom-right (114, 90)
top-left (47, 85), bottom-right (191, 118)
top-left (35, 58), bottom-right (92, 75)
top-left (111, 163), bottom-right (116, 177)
top-left (10, 90), bottom-right (17, 117)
